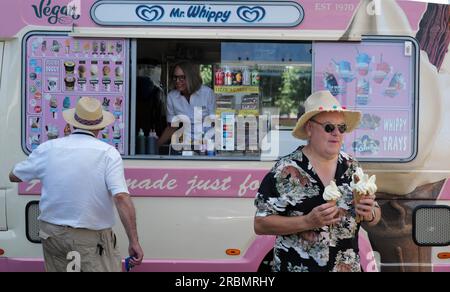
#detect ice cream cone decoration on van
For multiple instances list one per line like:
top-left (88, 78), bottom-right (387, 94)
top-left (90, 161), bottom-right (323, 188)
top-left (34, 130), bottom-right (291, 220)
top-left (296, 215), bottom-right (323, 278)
top-left (350, 167), bottom-right (377, 223)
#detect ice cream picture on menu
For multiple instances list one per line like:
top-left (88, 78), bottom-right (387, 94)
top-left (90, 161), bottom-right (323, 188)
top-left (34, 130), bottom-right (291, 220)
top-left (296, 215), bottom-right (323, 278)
top-left (350, 168), bottom-right (377, 223)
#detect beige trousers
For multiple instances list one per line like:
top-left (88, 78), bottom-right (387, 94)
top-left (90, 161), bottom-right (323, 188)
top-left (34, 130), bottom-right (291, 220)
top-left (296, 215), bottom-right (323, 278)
top-left (38, 221), bottom-right (122, 272)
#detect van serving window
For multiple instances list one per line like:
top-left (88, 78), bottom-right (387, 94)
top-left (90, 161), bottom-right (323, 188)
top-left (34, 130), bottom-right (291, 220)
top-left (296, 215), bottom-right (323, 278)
top-left (133, 39), bottom-right (312, 160)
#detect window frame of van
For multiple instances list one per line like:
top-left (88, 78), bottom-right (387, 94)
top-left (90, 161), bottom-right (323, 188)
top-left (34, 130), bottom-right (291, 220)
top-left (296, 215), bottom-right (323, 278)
top-left (129, 36), bottom-right (419, 162)
top-left (0, 41), bottom-right (4, 89)
top-left (311, 35), bottom-right (420, 163)
top-left (20, 32), bottom-right (419, 163)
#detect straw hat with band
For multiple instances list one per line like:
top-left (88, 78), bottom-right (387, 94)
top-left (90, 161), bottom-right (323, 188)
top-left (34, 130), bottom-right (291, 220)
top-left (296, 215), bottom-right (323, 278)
top-left (292, 90), bottom-right (362, 140)
top-left (63, 96), bottom-right (115, 130)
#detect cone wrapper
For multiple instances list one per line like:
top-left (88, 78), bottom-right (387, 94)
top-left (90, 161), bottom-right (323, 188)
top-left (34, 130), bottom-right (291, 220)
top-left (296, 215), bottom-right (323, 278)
top-left (353, 190), bottom-right (369, 223)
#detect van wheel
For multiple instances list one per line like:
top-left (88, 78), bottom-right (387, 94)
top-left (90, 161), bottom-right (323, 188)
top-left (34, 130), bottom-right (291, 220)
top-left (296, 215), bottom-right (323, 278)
top-left (257, 250), bottom-right (273, 272)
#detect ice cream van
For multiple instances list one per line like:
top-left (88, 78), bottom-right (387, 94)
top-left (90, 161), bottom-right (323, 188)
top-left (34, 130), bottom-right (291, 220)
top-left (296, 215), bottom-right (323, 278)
top-left (0, 0), bottom-right (449, 272)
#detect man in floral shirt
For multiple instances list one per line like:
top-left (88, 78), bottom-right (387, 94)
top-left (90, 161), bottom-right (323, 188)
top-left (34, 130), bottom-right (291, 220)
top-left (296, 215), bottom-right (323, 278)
top-left (254, 91), bottom-right (381, 272)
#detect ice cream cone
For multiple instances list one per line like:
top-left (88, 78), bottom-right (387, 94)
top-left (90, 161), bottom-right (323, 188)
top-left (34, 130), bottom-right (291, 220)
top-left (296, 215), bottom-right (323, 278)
top-left (353, 190), bottom-right (369, 223)
top-left (327, 199), bottom-right (337, 207)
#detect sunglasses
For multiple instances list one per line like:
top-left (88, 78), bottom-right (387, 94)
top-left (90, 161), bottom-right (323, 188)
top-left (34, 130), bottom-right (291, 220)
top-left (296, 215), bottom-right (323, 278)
top-left (310, 119), bottom-right (347, 134)
top-left (173, 75), bottom-right (186, 82)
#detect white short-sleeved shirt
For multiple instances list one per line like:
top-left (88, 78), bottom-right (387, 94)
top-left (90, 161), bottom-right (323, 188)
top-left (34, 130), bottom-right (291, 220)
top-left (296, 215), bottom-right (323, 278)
top-left (166, 85), bottom-right (216, 126)
top-left (13, 129), bottom-right (129, 230)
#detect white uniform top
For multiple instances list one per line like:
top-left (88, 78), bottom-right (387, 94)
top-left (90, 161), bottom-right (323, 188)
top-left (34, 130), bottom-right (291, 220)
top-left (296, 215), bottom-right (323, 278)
top-left (13, 129), bottom-right (129, 230)
top-left (166, 85), bottom-right (216, 125)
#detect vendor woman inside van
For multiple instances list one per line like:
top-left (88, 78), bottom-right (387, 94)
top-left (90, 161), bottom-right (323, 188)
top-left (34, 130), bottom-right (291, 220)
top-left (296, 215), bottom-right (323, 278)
top-left (157, 60), bottom-right (216, 149)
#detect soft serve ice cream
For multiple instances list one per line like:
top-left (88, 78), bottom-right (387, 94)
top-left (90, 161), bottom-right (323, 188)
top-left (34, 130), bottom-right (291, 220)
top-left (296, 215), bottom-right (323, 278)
top-left (350, 167), bottom-right (377, 222)
top-left (323, 180), bottom-right (342, 205)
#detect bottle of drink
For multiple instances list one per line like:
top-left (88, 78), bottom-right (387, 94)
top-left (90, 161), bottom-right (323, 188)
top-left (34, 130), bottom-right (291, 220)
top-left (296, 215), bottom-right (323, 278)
top-left (224, 67), bottom-right (232, 86)
top-left (146, 129), bottom-right (158, 155)
top-left (242, 66), bottom-right (251, 86)
top-left (136, 128), bottom-right (146, 155)
top-left (215, 67), bottom-right (224, 86)
top-left (251, 69), bottom-right (260, 86)
top-left (235, 70), bottom-right (242, 85)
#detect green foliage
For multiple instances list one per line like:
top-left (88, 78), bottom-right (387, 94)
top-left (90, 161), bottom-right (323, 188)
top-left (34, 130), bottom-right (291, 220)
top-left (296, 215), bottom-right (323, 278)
top-left (200, 65), bottom-right (212, 87)
top-left (274, 67), bottom-right (311, 115)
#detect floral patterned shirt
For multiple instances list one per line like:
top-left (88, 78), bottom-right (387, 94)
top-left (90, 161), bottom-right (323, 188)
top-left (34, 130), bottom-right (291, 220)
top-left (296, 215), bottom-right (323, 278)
top-left (255, 146), bottom-right (362, 272)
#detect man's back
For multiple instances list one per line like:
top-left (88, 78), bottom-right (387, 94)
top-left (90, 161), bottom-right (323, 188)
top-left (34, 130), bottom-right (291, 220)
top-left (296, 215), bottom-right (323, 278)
top-left (16, 132), bottom-right (128, 230)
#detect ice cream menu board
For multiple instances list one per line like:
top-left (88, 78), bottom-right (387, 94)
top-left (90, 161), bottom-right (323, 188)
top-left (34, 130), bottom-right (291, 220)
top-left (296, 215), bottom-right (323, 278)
top-left (25, 35), bottom-right (128, 154)
top-left (313, 41), bottom-right (417, 161)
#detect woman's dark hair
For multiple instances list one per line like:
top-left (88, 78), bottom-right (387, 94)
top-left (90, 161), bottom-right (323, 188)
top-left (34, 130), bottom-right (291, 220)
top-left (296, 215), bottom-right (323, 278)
top-left (170, 60), bottom-right (203, 95)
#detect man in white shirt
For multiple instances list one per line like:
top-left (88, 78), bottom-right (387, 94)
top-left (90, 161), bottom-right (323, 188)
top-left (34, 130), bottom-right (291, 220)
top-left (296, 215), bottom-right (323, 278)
top-left (9, 97), bottom-right (144, 272)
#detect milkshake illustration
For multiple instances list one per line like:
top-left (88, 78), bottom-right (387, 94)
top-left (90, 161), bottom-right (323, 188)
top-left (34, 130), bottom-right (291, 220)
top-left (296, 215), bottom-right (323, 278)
top-left (356, 49), bottom-right (371, 76)
top-left (373, 54), bottom-right (391, 84)
top-left (333, 59), bottom-right (354, 83)
top-left (356, 78), bottom-right (370, 105)
top-left (323, 72), bottom-right (340, 96)
top-left (384, 72), bottom-right (405, 98)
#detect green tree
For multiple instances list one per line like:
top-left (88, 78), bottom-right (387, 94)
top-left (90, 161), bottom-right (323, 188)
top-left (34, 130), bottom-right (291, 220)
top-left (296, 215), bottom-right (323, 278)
top-left (275, 67), bottom-right (306, 116)
top-left (200, 65), bottom-right (212, 87)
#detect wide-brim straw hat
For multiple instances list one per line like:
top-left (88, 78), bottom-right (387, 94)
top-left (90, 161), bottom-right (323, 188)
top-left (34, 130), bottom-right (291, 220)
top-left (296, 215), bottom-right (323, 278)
top-left (63, 96), bottom-right (115, 130)
top-left (292, 90), bottom-right (361, 140)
